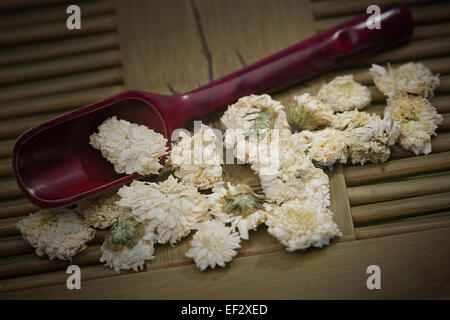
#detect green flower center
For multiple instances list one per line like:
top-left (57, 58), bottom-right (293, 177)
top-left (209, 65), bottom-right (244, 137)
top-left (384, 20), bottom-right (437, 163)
top-left (105, 218), bottom-right (144, 251)
top-left (245, 111), bottom-right (276, 140)
top-left (290, 107), bottom-right (318, 131)
top-left (225, 192), bottom-right (264, 215)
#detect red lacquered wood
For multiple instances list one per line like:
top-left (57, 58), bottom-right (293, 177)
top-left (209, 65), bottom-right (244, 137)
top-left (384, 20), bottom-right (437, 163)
top-left (12, 3), bottom-right (414, 208)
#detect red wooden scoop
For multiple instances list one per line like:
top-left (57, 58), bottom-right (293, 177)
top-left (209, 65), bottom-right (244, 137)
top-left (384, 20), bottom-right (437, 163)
top-left (13, 3), bottom-right (414, 208)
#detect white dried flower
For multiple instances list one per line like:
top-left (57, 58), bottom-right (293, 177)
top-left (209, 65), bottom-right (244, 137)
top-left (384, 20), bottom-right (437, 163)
top-left (252, 133), bottom-right (330, 207)
top-left (116, 176), bottom-right (209, 245)
top-left (208, 183), bottom-right (267, 240)
top-left (331, 109), bottom-right (381, 130)
top-left (16, 209), bottom-right (95, 261)
top-left (264, 199), bottom-right (342, 252)
top-left (317, 75), bottom-right (372, 112)
top-left (90, 116), bottom-right (168, 176)
top-left (170, 124), bottom-right (223, 189)
top-left (299, 128), bottom-right (349, 167)
top-left (185, 220), bottom-right (241, 271)
top-left (290, 93), bottom-right (334, 130)
top-left (221, 94), bottom-right (290, 131)
top-left (370, 62), bottom-right (440, 98)
top-left (221, 94), bottom-right (291, 165)
top-left (77, 192), bottom-right (127, 229)
top-left (385, 93), bottom-right (443, 155)
top-left (346, 116), bottom-right (400, 165)
top-left (100, 218), bottom-right (155, 274)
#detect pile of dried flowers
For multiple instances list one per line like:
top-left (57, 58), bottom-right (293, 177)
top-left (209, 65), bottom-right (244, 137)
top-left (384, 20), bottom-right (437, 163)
top-left (17, 61), bottom-right (442, 273)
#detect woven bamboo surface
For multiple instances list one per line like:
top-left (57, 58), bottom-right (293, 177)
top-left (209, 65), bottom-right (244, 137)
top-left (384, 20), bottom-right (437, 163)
top-left (0, 0), bottom-right (449, 299)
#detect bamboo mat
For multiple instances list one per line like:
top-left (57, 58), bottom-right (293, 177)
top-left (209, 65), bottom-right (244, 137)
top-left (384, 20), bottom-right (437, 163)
top-left (0, 0), bottom-right (449, 299)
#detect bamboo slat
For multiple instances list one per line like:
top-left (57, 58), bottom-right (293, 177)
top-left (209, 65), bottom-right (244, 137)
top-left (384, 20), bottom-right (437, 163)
top-left (0, 14), bottom-right (117, 46)
top-left (0, 180), bottom-right (22, 201)
top-left (314, 2), bottom-right (450, 32)
top-left (0, 68), bottom-right (123, 103)
top-left (0, 32), bottom-right (119, 67)
top-left (0, 0), bottom-right (114, 30)
top-left (344, 151), bottom-right (450, 186)
top-left (351, 191), bottom-right (450, 224)
top-left (0, 49), bottom-right (121, 85)
top-left (355, 215), bottom-right (450, 239)
top-left (438, 113), bottom-right (450, 132)
top-left (0, 217), bottom-right (22, 238)
top-left (348, 172), bottom-right (450, 206)
top-left (0, 245), bottom-right (102, 280)
top-left (0, 112), bottom-right (62, 139)
top-left (0, 0), bottom-right (66, 12)
top-left (0, 264), bottom-right (117, 293)
top-left (0, 85), bottom-right (124, 120)
top-left (413, 22), bottom-right (450, 40)
top-left (0, 158), bottom-right (11, 178)
top-left (0, 140), bottom-right (15, 159)
top-left (311, 0), bottom-right (430, 19)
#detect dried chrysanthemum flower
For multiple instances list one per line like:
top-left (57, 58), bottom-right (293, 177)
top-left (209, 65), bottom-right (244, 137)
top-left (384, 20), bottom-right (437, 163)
top-left (290, 93), bottom-right (334, 130)
top-left (299, 128), bottom-right (349, 167)
top-left (221, 94), bottom-right (290, 132)
top-left (77, 192), bottom-right (127, 229)
top-left (208, 183), bottom-right (266, 240)
top-left (346, 116), bottom-right (400, 165)
top-left (264, 199), bottom-right (342, 252)
top-left (222, 94), bottom-right (291, 164)
top-left (117, 176), bottom-right (209, 245)
top-left (317, 75), bottom-right (372, 112)
top-left (170, 124), bottom-right (223, 189)
top-left (252, 133), bottom-right (330, 207)
top-left (16, 209), bottom-right (95, 261)
top-left (90, 116), bottom-right (168, 176)
top-left (331, 109), bottom-right (381, 130)
top-left (185, 220), bottom-right (241, 271)
top-left (100, 218), bottom-right (155, 273)
top-left (370, 62), bottom-right (440, 98)
top-left (385, 93), bottom-right (443, 155)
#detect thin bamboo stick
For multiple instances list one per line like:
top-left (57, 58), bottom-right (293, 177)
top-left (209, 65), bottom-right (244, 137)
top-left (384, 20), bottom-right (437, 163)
top-left (0, 245), bottom-right (102, 279)
top-left (0, 180), bottom-right (22, 201)
top-left (363, 37), bottom-right (450, 66)
top-left (355, 215), bottom-right (450, 239)
top-left (0, 198), bottom-right (38, 220)
top-left (0, 0), bottom-right (114, 29)
top-left (0, 0), bottom-right (65, 12)
top-left (352, 191), bottom-right (450, 224)
top-left (0, 49), bottom-right (121, 85)
top-left (0, 68), bottom-right (123, 103)
top-left (314, 3), bottom-right (450, 32)
top-left (0, 264), bottom-right (117, 293)
top-left (413, 22), bottom-right (450, 40)
top-left (348, 172), bottom-right (450, 206)
top-left (344, 151), bottom-right (450, 186)
top-left (0, 32), bottom-right (119, 67)
top-left (0, 112), bottom-right (62, 139)
top-left (0, 14), bottom-right (117, 46)
top-left (0, 158), bottom-right (11, 178)
top-left (0, 140), bottom-right (15, 159)
top-left (0, 85), bottom-right (123, 121)
top-left (0, 216), bottom-right (22, 237)
top-left (311, 0), bottom-right (430, 19)
top-left (438, 113), bottom-right (450, 132)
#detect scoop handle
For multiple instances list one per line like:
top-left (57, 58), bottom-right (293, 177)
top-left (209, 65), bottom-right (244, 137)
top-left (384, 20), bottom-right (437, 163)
top-left (180, 2), bottom-right (414, 122)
